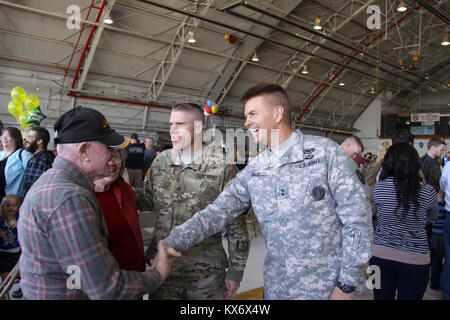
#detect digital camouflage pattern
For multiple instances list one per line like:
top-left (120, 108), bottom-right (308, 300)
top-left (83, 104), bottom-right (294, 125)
top-left (136, 143), bottom-right (250, 299)
top-left (164, 130), bottom-right (373, 300)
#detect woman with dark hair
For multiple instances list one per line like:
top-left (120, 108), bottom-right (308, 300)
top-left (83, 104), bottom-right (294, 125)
top-left (370, 143), bottom-right (438, 300)
top-left (0, 127), bottom-right (32, 201)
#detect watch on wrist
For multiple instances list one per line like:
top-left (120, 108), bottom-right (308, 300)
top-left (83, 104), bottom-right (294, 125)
top-left (337, 281), bottom-right (356, 294)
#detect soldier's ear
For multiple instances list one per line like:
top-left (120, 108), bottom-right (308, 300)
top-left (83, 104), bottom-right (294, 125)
top-left (273, 105), bottom-right (284, 123)
top-left (193, 120), bottom-right (203, 134)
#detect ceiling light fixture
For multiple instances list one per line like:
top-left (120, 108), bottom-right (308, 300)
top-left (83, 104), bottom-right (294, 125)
top-left (370, 87), bottom-right (376, 94)
top-left (103, 13), bottom-right (113, 24)
top-left (441, 33), bottom-right (450, 46)
top-left (339, 79), bottom-right (345, 86)
top-left (397, 0), bottom-right (407, 12)
top-left (188, 31), bottom-right (196, 43)
top-left (301, 65), bottom-right (309, 74)
top-left (251, 53), bottom-right (259, 62)
top-left (313, 17), bottom-right (322, 30)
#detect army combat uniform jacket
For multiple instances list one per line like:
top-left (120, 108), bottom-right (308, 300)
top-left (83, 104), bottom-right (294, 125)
top-left (138, 144), bottom-right (250, 283)
top-left (164, 130), bottom-right (373, 299)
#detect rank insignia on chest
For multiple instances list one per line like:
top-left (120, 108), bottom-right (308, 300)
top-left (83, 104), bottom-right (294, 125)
top-left (304, 148), bottom-right (315, 154)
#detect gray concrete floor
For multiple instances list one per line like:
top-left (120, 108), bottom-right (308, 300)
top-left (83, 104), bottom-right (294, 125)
top-left (224, 229), bottom-right (445, 300)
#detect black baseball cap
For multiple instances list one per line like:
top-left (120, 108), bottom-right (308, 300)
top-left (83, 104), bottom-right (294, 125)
top-left (54, 106), bottom-right (130, 149)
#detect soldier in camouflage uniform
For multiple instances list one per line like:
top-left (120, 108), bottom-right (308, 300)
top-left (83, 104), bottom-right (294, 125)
top-left (157, 84), bottom-right (373, 300)
top-left (138, 103), bottom-right (250, 300)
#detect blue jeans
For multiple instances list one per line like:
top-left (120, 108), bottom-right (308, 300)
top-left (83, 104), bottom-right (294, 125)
top-left (370, 256), bottom-right (430, 300)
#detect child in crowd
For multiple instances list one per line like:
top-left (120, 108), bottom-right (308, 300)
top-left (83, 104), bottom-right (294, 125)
top-left (0, 195), bottom-right (22, 284)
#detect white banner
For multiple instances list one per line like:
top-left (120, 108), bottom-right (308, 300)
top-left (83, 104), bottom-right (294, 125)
top-left (410, 113), bottom-right (440, 123)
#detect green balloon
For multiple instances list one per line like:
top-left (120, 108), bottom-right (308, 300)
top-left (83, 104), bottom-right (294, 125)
top-left (19, 111), bottom-right (31, 128)
top-left (25, 94), bottom-right (40, 110)
top-left (11, 86), bottom-right (26, 103)
top-left (8, 100), bottom-right (23, 118)
top-left (25, 106), bottom-right (46, 126)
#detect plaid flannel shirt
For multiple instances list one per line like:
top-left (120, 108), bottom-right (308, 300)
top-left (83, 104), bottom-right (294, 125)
top-left (18, 156), bottom-right (161, 299)
top-left (20, 150), bottom-right (55, 199)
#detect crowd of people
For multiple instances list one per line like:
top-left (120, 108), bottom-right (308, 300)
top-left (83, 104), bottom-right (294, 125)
top-left (0, 84), bottom-right (450, 301)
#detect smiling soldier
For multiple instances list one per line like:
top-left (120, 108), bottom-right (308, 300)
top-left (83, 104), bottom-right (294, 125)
top-left (155, 84), bottom-right (373, 300)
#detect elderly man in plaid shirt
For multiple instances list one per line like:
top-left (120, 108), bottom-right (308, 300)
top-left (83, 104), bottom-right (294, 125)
top-left (18, 106), bottom-right (178, 299)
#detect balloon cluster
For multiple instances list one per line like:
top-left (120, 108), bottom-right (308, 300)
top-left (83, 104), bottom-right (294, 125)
top-left (224, 33), bottom-right (237, 44)
top-left (8, 87), bottom-right (46, 128)
top-left (203, 100), bottom-right (219, 115)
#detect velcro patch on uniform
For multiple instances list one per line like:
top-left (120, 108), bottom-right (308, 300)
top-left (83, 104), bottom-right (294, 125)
top-left (155, 168), bottom-right (174, 174)
top-left (312, 186), bottom-right (326, 201)
top-left (251, 171), bottom-right (272, 177)
top-left (296, 158), bottom-right (324, 168)
top-left (195, 173), bottom-right (220, 180)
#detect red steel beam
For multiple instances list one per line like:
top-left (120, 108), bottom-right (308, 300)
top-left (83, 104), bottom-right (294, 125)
top-left (296, 0), bottom-right (431, 122)
top-left (70, 0), bottom-right (107, 90)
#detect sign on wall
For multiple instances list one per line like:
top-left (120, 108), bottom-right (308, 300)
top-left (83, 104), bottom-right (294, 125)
top-left (410, 125), bottom-right (435, 135)
top-left (410, 113), bottom-right (441, 123)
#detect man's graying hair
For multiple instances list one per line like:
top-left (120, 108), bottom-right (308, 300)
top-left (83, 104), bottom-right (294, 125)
top-left (57, 141), bottom-right (98, 155)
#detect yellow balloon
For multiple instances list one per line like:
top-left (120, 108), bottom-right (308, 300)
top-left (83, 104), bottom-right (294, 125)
top-left (8, 100), bottom-right (23, 118)
top-left (18, 111), bottom-right (31, 129)
top-left (25, 94), bottom-right (40, 110)
top-left (211, 105), bottom-right (218, 114)
top-left (11, 86), bottom-right (26, 103)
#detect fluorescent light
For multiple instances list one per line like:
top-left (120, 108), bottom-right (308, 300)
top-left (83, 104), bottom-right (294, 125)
top-left (301, 65), bottom-right (309, 74)
top-left (251, 53), bottom-right (259, 62)
top-left (103, 13), bottom-right (113, 24)
top-left (339, 80), bottom-right (345, 86)
top-left (441, 33), bottom-right (450, 46)
top-left (313, 17), bottom-right (322, 30)
top-left (397, 0), bottom-right (407, 12)
top-left (188, 31), bottom-right (196, 43)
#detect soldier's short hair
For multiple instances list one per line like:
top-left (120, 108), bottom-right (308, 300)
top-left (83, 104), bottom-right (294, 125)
top-left (343, 135), bottom-right (364, 153)
top-left (172, 103), bottom-right (205, 126)
top-left (427, 137), bottom-right (446, 150)
top-left (241, 83), bottom-right (292, 125)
